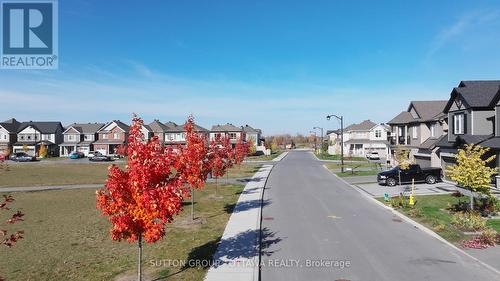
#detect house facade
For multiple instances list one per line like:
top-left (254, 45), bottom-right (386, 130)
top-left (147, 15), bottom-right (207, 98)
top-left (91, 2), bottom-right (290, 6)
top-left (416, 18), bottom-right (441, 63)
top-left (387, 101), bottom-right (448, 168)
top-left (93, 120), bottom-right (129, 155)
top-left (0, 118), bottom-right (21, 156)
top-left (333, 120), bottom-right (390, 158)
top-left (241, 125), bottom-right (262, 147)
top-left (59, 123), bottom-right (105, 156)
top-left (147, 120), bottom-right (169, 144)
top-left (13, 121), bottom-right (64, 157)
top-left (210, 123), bottom-right (245, 147)
top-left (164, 122), bottom-right (209, 146)
top-left (436, 80), bottom-right (500, 172)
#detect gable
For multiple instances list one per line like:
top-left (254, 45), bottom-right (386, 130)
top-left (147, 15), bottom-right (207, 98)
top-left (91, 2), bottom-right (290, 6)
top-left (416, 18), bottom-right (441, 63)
top-left (18, 126), bottom-right (40, 134)
top-left (64, 127), bottom-right (80, 134)
top-left (100, 121), bottom-right (125, 133)
top-left (409, 106), bottom-right (419, 119)
top-left (448, 94), bottom-right (469, 112)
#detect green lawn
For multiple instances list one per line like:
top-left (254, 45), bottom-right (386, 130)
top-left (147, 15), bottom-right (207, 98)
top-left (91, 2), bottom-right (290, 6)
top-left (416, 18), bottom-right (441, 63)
top-left (487, 219), bottom-right (500, 232)
top-left (0, 163), bottom-right (125, 187)
top-left (246, 151), bottom-right (282, 161)
top-left (0, 183), bottom-right (244, 281)
top-left (0, 163), bottom-right (259, 188)
top-left (316, 153), bottom-right (367, 162)
top-left (378, 194), bottom-right (483, 243)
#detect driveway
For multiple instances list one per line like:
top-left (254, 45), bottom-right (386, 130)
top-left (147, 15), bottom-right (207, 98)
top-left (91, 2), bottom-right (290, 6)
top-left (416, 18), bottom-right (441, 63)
top-left (354, 181), bottom-right (456, 198)
top-left (260, 150), bottom-right (500, 280)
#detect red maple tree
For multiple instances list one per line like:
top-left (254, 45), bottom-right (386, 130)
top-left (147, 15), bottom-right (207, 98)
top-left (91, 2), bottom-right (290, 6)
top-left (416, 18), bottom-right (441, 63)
top-left (96, 115), bottom-right (184, 281)
top-left (234, 136), bottom-right (249, 166)
top-left (179, 116), bottom-right (210, 220)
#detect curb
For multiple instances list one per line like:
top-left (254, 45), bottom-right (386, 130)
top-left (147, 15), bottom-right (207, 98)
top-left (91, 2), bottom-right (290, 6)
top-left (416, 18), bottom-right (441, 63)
top-left (323, 164), bottom-right (500, 277)
top-left (204, 164), bottom-right (274, 281)
top-left (272, 151), bottom-right (288, 162)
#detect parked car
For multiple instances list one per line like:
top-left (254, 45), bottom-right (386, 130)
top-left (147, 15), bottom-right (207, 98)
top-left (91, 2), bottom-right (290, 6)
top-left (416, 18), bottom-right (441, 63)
top-left (367, 151), bottom-right (380, 160)
top-left (87, 151), bottom-right (98, 158)
top-left (89, 152), bottom-right (112, 162)
top-left (69, 151), bottom-right (85, 159)
top-left (377, 164), bottom-right (442, 187)
top-left (9, 152), bottom-right (36, 162)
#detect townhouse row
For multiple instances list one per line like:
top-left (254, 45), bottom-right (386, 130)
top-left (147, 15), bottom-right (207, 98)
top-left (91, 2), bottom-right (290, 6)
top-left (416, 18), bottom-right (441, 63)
top-left (326, 80), bottom-right (500, 174)
top-left (0, 119), bottom-right (263, 157)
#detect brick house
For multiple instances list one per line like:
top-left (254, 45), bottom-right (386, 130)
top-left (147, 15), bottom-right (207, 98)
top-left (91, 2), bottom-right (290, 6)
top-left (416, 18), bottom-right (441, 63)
top-left (93, 120), bottom-right (129, 155)
top-left (210, 123), bottom-right (245, 148)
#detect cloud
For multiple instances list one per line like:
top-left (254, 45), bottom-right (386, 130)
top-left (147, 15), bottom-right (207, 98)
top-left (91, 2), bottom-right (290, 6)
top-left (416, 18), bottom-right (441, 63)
top-left (0, 64), bottom-right (444, 134)
top-left (426, 9), bottom-right (500, 60)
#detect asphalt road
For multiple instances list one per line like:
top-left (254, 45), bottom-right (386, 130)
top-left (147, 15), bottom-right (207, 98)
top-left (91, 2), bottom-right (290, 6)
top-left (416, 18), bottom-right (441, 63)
top-left (260, 150), bottom-right (500, 281)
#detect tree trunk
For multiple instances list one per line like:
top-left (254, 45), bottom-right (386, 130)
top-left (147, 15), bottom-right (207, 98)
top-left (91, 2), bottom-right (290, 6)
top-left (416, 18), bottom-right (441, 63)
top-left (470, 195), bottom-right (474, 211)
top-left (137, 234), bottom-right (142, 281)
top-left (191, 187), bottom-right (195, 221)
top-left (215, 177), bottom-right (218, 196)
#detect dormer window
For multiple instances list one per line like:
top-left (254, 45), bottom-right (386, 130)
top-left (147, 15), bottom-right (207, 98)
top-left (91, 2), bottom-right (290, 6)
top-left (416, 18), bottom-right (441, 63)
top-left (454, 114), bottom-right (464, 135)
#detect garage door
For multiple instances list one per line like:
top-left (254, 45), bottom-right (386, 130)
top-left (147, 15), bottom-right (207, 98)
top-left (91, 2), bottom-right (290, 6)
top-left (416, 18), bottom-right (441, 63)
top-left (78, 147), bottom-right (90, 156)
top-left (415, 155), bottom-right (431, 168)
top-left (96, 148), bottom-right (107, 155)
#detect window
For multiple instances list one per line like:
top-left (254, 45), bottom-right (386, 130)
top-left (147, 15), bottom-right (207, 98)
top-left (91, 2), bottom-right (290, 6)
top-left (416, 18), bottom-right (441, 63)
top-left (398, 126), bottom-right (403, 136)
top-left (375, 130), bottom-right (381, 138)
top-left (68, 135), bottom-right (75, 141)
top-left (114, 133), bottom-right (119, 139)
top-left (454, 114), bottom-right (464, 135)
top-left (102, 134), bottom-right (108, 139)
top-left (229, 133), bottom-right (237, 139)
top-left (430, 124), bottom-right (436, 138)
top-left (412, 126), bottom-right (418, 139)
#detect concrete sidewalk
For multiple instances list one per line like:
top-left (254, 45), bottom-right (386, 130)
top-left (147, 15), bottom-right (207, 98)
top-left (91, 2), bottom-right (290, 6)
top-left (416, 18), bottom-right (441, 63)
top-left (204, 164), bottom-right (273, 281)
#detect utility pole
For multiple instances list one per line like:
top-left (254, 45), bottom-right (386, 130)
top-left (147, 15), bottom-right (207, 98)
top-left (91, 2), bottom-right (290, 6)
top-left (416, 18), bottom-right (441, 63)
top-left (326, 115), bottom-right (344, 173)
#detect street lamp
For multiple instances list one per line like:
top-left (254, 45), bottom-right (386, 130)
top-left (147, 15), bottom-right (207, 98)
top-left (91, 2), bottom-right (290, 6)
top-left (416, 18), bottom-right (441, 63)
top-left (309, 130), bottom-right (317, 152)
top-left (326, 114), bottom-right (344, 173)
top-left (313, 126), bottom-right (324, 155)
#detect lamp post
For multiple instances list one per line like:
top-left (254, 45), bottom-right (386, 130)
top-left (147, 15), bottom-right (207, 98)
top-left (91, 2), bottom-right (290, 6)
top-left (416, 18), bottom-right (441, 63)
top-left (313, 126), bottom-right (324, 155)
top-left (326, 114), bottom-right (344, 173)
top-left (309, 130), bottom-right (317, 152)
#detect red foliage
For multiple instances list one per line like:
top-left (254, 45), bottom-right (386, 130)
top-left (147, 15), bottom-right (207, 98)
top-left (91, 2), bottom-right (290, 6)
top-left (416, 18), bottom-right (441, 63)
top-left (96, 116), bottom-right (184, 243)
top-left (179, 116), bottom-right (210, 191)
top-left (115, 144), bottom-right (128, 157)
top-left (234, 137), bottom-right (249, 165)
top-left (210, 136), bottom-right (234, 178)
top-left (1, 194), bottom-right (24, 248)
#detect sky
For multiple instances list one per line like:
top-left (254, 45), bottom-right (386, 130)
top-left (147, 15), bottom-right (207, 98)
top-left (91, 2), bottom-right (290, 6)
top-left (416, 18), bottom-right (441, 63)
top-left (2, 0), bottom-right (500, 135)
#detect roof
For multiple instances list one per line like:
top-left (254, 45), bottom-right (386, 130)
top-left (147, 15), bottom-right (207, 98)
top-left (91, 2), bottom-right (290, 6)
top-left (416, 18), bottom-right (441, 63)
top-left (435, 134), bottom-right (492, 148)
top-left (211, 123), bottom-right (242, 132)
top-left (99, 120), bottom-right (129, 132)
top-left (345, 120), bottom-right (377, 131)
top-left (387, 111), bottom-right (415, 124)
top-left (409, 100), bottom-right (448, 121)
top-left (17, 121), bottom-right (63, 134)
top-left (148, 120), bottom-right (170, 132)
top-left (165, 122), bottom-right (209, 133)
top-left (419, 137), bottom-right (441, 150)
top-left (242, 125), bottom-right (260, 133)
top-left (64, 123), bottom-right (104, 134)
top-left (444, 80), bottom-right (500, 112)
top-left (480, 137), bottom-right (500, 149)
top-left (0, 118), bottom-right (21, 132)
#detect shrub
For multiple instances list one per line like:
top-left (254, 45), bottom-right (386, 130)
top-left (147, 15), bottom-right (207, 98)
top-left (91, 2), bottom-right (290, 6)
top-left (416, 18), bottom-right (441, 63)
top-left (433, 224), bottom-right (446, 232)
top-left (448, 200), bottom-right (470, 212)
top-left (407, 208), bottom-right (422, 218)
top-left (451, 211), bottom-right (487, 232)
top-left (477, 196), bottom-right (499, 215)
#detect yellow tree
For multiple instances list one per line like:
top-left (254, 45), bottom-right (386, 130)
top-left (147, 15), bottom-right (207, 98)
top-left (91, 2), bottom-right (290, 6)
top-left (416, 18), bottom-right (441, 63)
top-left (446, 144), bottom-right (497, 209)
top-left (38, 144), bottom-right (47, 158)
top-left (247, 138), bottom-right (256, 155)
top-left (271, 140), bottom-right (279, 152)
top-left (394, 146), bottom-right (413, 185)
